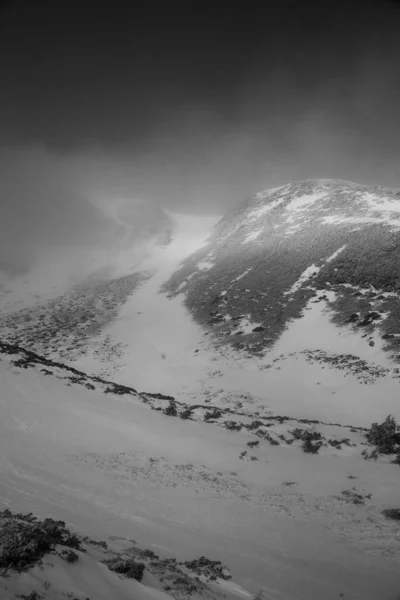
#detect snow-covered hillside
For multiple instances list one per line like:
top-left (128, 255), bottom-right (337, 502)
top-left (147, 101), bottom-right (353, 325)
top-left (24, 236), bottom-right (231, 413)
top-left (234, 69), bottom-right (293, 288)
top-left (1, 344), bottom-right (400, 600)
top-left (3, 180), bottom-right (400, 599)
top-left (3, 182), bottom-right (400, 426)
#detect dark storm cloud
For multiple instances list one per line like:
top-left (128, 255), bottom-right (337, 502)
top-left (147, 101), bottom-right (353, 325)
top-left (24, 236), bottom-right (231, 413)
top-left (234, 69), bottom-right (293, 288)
top-left (0, 0), bottom-right (400, 242)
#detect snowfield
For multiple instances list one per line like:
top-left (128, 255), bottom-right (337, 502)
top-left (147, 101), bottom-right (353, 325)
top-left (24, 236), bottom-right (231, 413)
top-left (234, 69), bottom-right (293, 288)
top-left (1, 353), bottom-right (400, 600)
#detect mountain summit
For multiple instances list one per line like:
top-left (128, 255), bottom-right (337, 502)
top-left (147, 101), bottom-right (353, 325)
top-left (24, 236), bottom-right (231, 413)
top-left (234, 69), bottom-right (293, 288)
top-left (163, 179), bottom-right (400, 357)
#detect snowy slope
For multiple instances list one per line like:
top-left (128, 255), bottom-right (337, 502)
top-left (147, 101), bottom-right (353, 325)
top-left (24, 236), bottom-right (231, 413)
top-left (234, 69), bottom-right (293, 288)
top-left (1, 348), bottom-right (400, 600)
top-left (75, 182), bottom-right (400, 428)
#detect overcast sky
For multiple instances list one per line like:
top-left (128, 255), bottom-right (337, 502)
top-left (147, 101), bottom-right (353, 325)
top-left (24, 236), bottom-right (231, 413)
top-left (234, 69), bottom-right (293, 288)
top-left (1, 0), bottom-right (400, 274)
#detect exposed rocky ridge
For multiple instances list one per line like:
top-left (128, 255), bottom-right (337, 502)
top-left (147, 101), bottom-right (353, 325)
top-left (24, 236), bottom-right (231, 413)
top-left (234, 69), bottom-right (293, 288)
top-left (162, 179), bottom-right (400, 356)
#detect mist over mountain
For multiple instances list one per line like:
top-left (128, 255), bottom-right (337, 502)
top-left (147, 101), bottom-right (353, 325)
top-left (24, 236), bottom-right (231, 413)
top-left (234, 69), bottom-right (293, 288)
top-left (3, 1), bottom-right (400, 599)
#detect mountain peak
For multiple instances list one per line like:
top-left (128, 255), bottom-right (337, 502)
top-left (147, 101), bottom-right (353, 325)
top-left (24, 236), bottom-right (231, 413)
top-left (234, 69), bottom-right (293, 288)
top-left (214, 178), bottom-right (400, 246)
top-left (163, 178), bottom-right (400, 358)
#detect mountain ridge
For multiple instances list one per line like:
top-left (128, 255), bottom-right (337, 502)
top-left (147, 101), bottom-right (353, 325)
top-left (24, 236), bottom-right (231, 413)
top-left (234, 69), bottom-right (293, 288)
top-left (162, 178), bottom-right (400, 358)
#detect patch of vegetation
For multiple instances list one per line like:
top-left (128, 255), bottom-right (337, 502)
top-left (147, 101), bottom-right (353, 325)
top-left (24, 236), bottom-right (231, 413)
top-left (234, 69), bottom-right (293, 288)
top-left (339, 489), bottom-right (371, 505)
top-left (40, 369), bottom-right (53, 376)
top-left (134, 548), bottom-right (159, 560)
top-left (81, 536), bottom-right (107, 550)
top-left (265, 434), bottom-right (280, 446)
top-left (290, 428), bottom-right (305, 440)
top-left (68, 375), bottom-right (86, 385)
top-left (204, 408), bottom-right (223, 421)
top-left (103, 557), bottom-right (145, 581)
top-left (247, 440), bottom-right (260, 448)
top-left (170, 575), bottom-right (199, 594)
top-left (366, 415), bottom-right (400, 454)
top-left (12, 357), bottom-right (35, 369)
top-left (0, 510), bottom-right (83, 572)
top-left (224, 420), bottom-right (243, 431)
top-left (163, 401), bottom-right (178, 417)
top-left (104, 383), bottom-right (135, 396)
top-left (247, 420), bottom-right (264, 431)
top-left (302, 437), bottom-right (323, 454)
top-left (15, 591), bottom-right (44, 600)
top-left (289, 428), bottom-right (323, 453)
top-left (144, 392), bottom-right (175, 401)
top-left (183, 556), bottom-right (232, 581)
top-left (58, 549), bottom-right (79, 563)
top-left (382, 508), bottom-right (400, 521)
top-left (179, 408), bottom-right (193, 420)
top-left (328, 438), bottom-right (351, 450)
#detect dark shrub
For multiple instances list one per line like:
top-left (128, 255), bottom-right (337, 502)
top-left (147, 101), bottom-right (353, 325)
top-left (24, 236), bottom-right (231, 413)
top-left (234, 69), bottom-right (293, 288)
top-left (204, 408), bottom-right (223, 421)
top-left (0, 511), bottom-right (83, 571)
top-left (290, 428), bottom-right (323, 452)
top-left (16, 592), bottom-right (44, 600)
top-left (60, 549), bottom-right (79, 563)
top-left (302, 438), bottom-right (322, 454)
top-left (224, 421), bottom-right (243, 431)
top-left (183, 556), bottom-right (232, 580)
top-left (81, 536), bottom-right (108, 549)
top-left (104, 557), bottom-right (145, 581)
top-left (290, 428), bottom-right (304, 440)
top-left (247, 440), bottom-right (260, 448)
top-left (382, 508), bottom-right (400, 521)
top-left (247, 420), bottom-right (264, 431)
top-left (340, 489), bottom-right (370, 505)
top-left (366, 415), bottom-right (400, 454)
top-left (163, 401), bottom-right (178, 417)
top-left (180, 408), bottom-right (193, 420)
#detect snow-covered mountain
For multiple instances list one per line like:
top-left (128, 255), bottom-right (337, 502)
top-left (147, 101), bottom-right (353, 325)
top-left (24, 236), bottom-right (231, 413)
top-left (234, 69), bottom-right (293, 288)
top-left (3, 180), bottom-right (400, 424)
top-left (3, 180), bottom-right (400, 600)
top-left (164, 178), bottom-right (400, 358)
